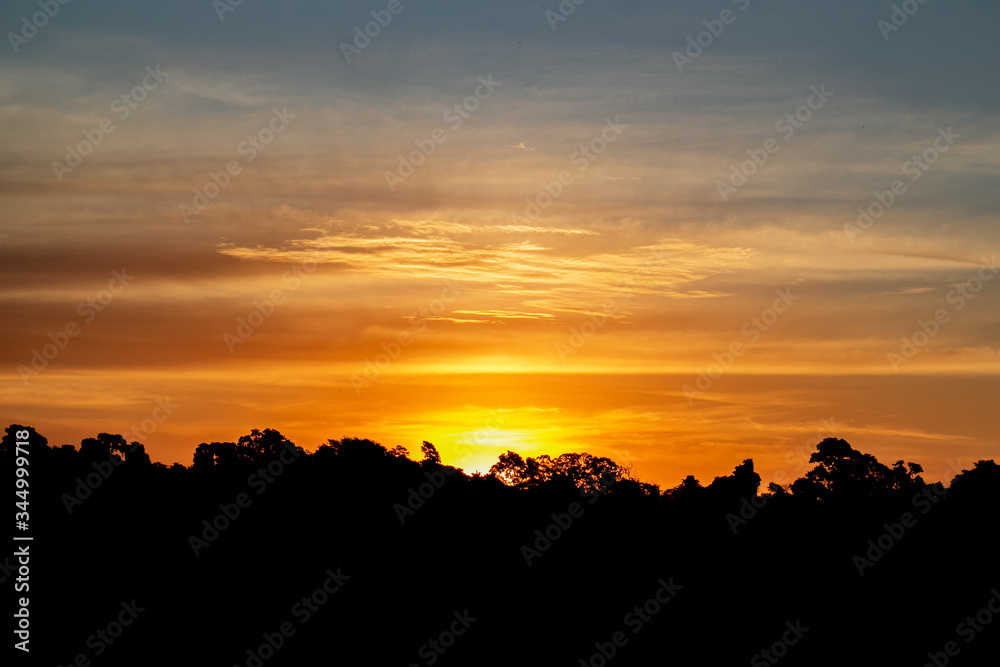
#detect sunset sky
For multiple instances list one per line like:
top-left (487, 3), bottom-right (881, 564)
top-left (3, 0), bottom-right (999, 489)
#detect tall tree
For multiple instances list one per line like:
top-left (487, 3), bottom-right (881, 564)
top-left (791, 438), bottom-right (920, 499)
top-left (420, 441), bottom-right (441, 465)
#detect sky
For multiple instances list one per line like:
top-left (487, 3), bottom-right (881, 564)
top-left (2, 0), bottom-right (999, 489)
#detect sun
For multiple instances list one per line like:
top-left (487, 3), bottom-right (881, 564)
top-left (444, 428), bottom-right (536, 474)
top-left (414, 404), bottom-right (567, 474)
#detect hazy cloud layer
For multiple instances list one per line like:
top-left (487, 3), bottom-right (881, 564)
top-left (3, 0), bottom-right (998, 483)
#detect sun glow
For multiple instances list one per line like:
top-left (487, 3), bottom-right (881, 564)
top-left (411, 404), bottom-right (568, 474)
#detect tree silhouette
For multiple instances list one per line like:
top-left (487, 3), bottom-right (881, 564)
top-left (489, 450), bottom-right (528, 486)
top-left (388, 445), bottom-right (410, 459)
top-left (1, 424), bottom-right (48, 457)
top-left (125, 441), bottom-right (152, 466)
top-left (948, 459), bottom-right (1000, 502)
top-left (420, 441), bottom-right (441, 465)
top-left (789, 437), bottom-right (920, 500)
top-left (79, 432), bottom-right (127, 463)
top-left (192, 441), bottom-right (240, 468)
top-left (708, 458), bottom-right (761, 500)
top-left (486, 450), bottom-right (621, 492)
top-left (321, 436), bottom-right (394, 465)
top-left (238, 428), bottom-right (297, 461)
top-left (667, 474), bottom-right (704, 501)
top-left (890, 459), bottom-right (925, 491)
top-left (10, 419), bottom-right (1000, 667)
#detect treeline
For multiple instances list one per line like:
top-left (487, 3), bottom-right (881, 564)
top-left (4, 424), bottom-right (1000, 666)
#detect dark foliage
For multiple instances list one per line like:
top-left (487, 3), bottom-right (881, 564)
top-left (4, 423), bottom-right (998, 667)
